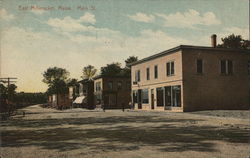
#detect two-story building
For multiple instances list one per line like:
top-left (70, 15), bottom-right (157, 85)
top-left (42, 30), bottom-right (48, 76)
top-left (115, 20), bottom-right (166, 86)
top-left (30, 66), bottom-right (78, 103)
top-left (72, 79), bottom-right (95, 109)
top-left (93, 75), bottom-right (131, 109)
top-left (130, 35), bottom-right (250, 112)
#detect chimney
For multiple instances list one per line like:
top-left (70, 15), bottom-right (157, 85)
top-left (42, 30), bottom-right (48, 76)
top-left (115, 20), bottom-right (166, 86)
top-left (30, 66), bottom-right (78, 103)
top-left (211, 34), bottom-right (217, 48)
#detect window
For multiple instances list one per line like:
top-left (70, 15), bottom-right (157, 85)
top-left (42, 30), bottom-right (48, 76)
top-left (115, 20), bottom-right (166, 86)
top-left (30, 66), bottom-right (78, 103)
top-left (165, 86), bottom-right (171, 106)
top-left (164, 85), bottom-right (181, 107)
top-left (156, 87), bottom-right (164, 106)
top-left (79, 83), bottom-right (83, 95)
top-left (142, 89), bottom-right (149, 103)
top-left (117, 81), bottom-right (122, 90)
top-left (135, 70), bottom-right (140, 82)
top-left (228, 60), bottom-right (233, 74)
top-left (146, 67), bottom-right (150, 80)
top-left (96, 94), bottom-right (102, 104)
top-left (197, 59), bottom-right (203, 74)
top-left (108, 81), bottom-right (113, 90)
top-left (132, 90), bottom-right (138, 103)
top-left (172, 86), bottom-right (181, 107)
top-left (166, 61), bottom-right (174, 76)
top-left (154, 65), bottom-right (158, 79)
top-left (96, 82), bottom-right (101, 91)
top-left (221, 60), bottom-right (233, 75)
top-left (248, 61), bottom-right (250, 74)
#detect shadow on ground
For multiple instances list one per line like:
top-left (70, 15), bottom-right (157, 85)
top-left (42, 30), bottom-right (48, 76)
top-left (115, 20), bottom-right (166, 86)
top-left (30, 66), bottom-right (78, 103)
top-left (1, 114), bottom-right (250, 153)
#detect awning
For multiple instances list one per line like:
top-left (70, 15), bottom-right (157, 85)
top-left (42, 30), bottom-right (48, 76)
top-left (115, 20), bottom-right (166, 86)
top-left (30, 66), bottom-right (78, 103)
top-left (73, 96), bottom-right (85, 104)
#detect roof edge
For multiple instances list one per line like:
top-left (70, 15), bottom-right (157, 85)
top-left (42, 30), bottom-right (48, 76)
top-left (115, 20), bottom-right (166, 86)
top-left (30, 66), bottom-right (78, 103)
top-left (129, 45), bottom-right (250, 66)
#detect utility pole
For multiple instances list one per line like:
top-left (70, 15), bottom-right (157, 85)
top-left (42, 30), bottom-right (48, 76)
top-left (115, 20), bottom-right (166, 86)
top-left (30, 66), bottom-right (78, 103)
top-left (0, 77), bottom-right (17, 115)
top-left (0, 77), bottom-right (17, 89)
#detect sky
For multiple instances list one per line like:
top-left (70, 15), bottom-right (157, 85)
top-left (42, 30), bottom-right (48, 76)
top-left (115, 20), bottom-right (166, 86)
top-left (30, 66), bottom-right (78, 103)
top-left (0, 0), bottom-right (249, 92)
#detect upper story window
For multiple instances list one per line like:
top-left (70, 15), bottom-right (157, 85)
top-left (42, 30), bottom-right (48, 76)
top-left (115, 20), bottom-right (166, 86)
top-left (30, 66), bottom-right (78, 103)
top-left (166, 61), bottom-right (174, 76)
top-left (197, 59), bottom-right (203, 74)
top-left (135, 70), bottom-right (140, 82)
top-left (154, 65), bottom-right (158, 79)
top-left (117, 81), bottom-right (122, 90)
top-left (146, 67), bottom-right (150, 80)
top-left (95, 82), bottom-right (101, 91)
top-left (108, 81), bottom-right (113, 90)
top-left (221, 60), bottom-right (233, 75)
top-left (248, 61), bottom-right (250, 74)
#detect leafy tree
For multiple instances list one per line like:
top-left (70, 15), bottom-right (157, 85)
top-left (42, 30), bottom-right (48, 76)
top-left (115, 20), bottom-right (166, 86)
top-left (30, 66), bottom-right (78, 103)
top-left (8, 84), bottom-right (17, 101)
top-left (42, 67), bottom-right (69, 86)
top-left (15, 92), bottom-right (47, 105)
top-left (67, 78), bottom-right (78, 87)
top-left (122, 56), bottom-right (139, 76)
top-left (82, 65), bottom-right (97, 80)
top-left (0, 83), bottom-right (17, 114)
top-left (217, 34), bottom-right (250, 49)
top-left (125, 56), bottom-right (138, 68)
top-left (0, 83), bottom-right (7, 98)
top-left (46, 79), bottom-right (68, 95)
top-left (0, 83), bottom-right (7, 108)
top-left (101, 62), bottom-right (123, 76)
top-left (42, 67), bottom-right (69, 95)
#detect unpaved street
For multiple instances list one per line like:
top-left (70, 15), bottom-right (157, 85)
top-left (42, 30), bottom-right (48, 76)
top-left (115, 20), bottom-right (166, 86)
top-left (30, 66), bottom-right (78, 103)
top-left (1, 105), bottom-right (250, 158)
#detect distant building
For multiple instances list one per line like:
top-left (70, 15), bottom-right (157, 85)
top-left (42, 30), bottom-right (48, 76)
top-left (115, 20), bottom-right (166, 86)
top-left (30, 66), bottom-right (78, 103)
top-left (49, 93), bottom-right (71, 109)
top-left (93, 75), bottom-right (131, 109)
top-left (130, 35), bottom-right (250, 112)
top-left (71, 79), bottom-right (95, 109)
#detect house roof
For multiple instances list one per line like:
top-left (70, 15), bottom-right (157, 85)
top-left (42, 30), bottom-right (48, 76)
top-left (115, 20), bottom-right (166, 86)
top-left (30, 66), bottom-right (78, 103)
top-left (93, 75), bottom-right (130, 80)
top-left (78, 79), bottom-right (93, 84)
top-left (129, 45), bottom-right (250, 66)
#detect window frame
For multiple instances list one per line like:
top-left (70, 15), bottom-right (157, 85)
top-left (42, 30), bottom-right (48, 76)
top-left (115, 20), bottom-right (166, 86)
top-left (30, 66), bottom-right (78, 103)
top-left (154, 65), bottom-right (158, 79)
top-left (108, 81), bottom-right (113, 90)
top-left (95, 82), bottom-right (101, 91)
top-left (196, 59), bottom-right (203, 74)
top-left (141, 89), bottom-right (149, 104)
top-left (220, 59), bottom-right (233, 75)
top-left (248, 61), bottom-right (250, 74)
top-left (146, 67), bottom-right (150, 80)
top-left (117, 81), bottom-right (122, 90)
top-left (166, 61), bottom-right (175, 76)
top-left (135, 70), bottom-right (141, 82)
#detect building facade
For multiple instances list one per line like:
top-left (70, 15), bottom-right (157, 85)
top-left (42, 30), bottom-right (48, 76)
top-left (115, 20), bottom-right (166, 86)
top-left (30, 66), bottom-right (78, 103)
top-left (49, 93), bottom-right (72, 109)
top-left (71, 79), bottom-right (95, 109)
top-left (94, 75), bottom-right (131, 109)
top-left (131, 42), bottom-right (250, 112)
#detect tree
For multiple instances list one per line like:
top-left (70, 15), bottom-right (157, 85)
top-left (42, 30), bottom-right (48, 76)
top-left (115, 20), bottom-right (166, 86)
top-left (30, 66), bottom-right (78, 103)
top-left (67, 78), bottom-right (78, 87)
top-left (101, 62), bottom-right (123, 76)
top-left (8, 84), bottom-right (17, 101)
top-left (82, 65), bottom-right (97, 80)
top-left (217, 34), bottom-right (250, 49)
top-left (46, 79), bottom-right (69, 95)
top-left (122, 56), bottom-right (139, 76)
top-left (42, 67), bottom-right (69, 95)
top-left (0, 83), bottom-right (17, 114)
top-left (42, 67), bottom-right (69, 86)
top-left (125, 56), bottom-right (138, 68)
top-left (0, 83), bottom-right (7, 108)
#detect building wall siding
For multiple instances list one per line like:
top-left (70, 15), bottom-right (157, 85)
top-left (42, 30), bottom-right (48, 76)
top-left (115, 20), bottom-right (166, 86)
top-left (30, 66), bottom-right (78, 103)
top-left (131, 51), bottom-right (184, 111)
top-left (182, 49), bottom-right (250, 111)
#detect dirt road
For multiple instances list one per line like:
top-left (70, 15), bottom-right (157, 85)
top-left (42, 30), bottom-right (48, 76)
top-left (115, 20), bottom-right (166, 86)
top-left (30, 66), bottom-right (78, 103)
top-left (1, 105), bottom-right (249, 158)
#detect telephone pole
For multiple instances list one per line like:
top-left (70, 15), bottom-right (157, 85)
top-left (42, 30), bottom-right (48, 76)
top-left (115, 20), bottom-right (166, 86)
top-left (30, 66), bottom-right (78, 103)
top-left (0, 77), bottom-right (17, 109)
top-left (0, 77), bottom-right (18, 87)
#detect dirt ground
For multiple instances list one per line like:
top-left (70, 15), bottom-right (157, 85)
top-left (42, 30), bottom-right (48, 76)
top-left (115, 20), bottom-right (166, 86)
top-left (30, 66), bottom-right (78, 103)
top-left (1, 105), bottom-right (250, 158)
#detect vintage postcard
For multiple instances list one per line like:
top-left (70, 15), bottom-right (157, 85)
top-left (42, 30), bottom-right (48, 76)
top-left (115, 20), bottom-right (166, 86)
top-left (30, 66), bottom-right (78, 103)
top-left (0, 0), bottom-right (249, 158)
